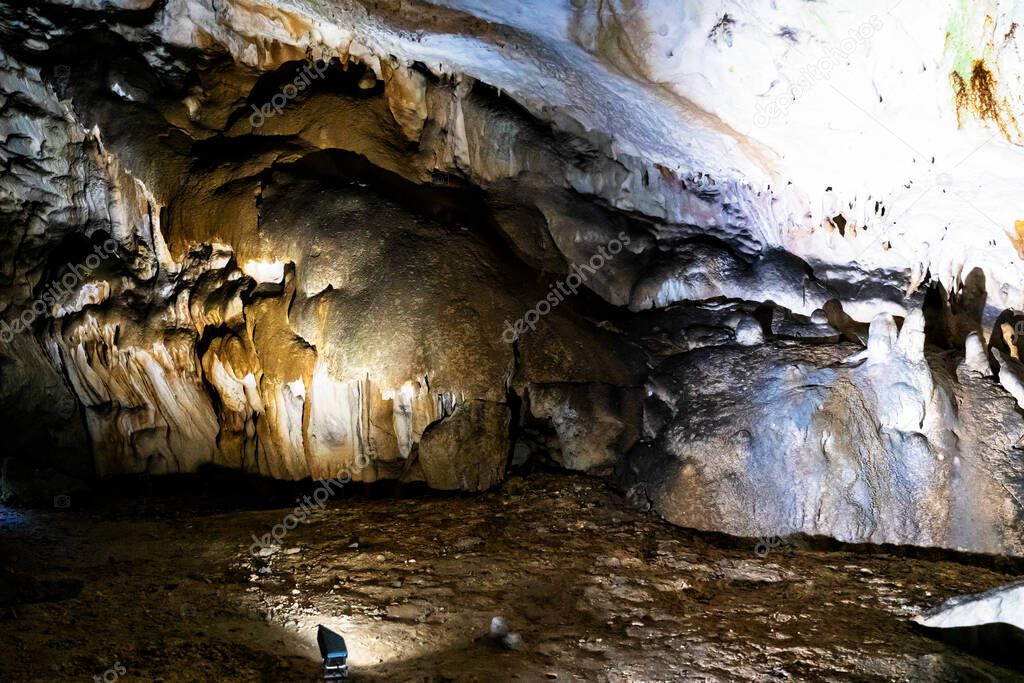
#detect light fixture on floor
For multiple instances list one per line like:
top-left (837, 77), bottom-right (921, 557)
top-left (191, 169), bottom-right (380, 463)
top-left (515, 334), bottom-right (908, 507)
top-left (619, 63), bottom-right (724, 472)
top-left (317, 624), bottom-right (349, 680)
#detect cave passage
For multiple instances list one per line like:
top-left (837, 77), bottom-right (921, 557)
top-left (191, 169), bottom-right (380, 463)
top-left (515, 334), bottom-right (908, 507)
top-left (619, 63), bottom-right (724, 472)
top-left (3, 1), bottom-right (1024, 681)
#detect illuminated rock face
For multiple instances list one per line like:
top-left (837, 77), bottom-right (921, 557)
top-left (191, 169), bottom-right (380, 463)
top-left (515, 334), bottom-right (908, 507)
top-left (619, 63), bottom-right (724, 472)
top-left (0, 1), bottom-right (650, 488)
top-left (916, 581), bottom-right (1024, 633)
top-left (1, 0), bottom-right (1024, 552)
top-left (624, 311), bottom-right (1024, 556)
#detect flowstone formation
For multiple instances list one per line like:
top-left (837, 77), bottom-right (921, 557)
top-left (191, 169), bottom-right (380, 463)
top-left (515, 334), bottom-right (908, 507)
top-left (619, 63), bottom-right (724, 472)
top-left (622, 308), bottom-right (1024, 556)
top-left (1, 0), bottom-right (1024, 556)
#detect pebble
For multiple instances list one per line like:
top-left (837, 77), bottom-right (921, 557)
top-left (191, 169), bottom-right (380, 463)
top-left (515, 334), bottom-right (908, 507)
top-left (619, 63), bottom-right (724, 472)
top-left (490, 617), bottom-right (523, 650)
top-left (502, 632), bottom-right (523, 650)
top-left (490, 616), bottom-right (509, 638)
top-left (454, 536), bottom-right (485, 551)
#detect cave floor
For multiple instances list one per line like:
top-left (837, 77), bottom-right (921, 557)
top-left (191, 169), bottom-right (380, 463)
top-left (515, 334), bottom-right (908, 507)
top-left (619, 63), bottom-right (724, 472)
top-left (1, 473), bottom-right (1022, 682)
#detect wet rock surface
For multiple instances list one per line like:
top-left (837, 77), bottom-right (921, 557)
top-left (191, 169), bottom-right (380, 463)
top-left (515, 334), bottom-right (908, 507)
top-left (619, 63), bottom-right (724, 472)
top-left (1, 473), bottom-right (1022, 682)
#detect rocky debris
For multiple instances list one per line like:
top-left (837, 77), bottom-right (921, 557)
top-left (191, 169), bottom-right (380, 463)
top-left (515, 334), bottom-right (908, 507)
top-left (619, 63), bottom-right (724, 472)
top-left (624, 483), bottom-right (652, 512)
top-left (2, 472), bottom-right (1022, 681)
top-left (489, 616), bottom-right (523, 650)
top-left (452, 536), bottom-right (485, 551)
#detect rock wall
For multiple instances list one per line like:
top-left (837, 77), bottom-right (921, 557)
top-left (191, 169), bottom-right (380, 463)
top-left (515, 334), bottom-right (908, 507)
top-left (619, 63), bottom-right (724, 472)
top-left (0, 15), bottom-right (647, 487)
top-left (623, 310), bottom-right (1024, 555)
top-left (1, 0), bottom-right (1024, 555)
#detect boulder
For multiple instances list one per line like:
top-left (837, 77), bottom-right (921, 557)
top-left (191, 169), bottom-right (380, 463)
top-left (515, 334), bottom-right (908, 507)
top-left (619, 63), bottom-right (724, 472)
top-left (417, 401), bottom-right (510, 491)
top-left (527, 383), bottom-right (643, 474)
top-left (915, 582), bottom-right (1024, 670)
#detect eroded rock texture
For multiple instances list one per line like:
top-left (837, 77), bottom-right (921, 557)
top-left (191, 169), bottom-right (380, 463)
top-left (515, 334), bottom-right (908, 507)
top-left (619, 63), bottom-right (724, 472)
top-left (1, 0), bottom-right (1024, 555)
top-left (624, 311), bottom-right (1024, 555)
top-left (0, 1), bottom-right (649, 490)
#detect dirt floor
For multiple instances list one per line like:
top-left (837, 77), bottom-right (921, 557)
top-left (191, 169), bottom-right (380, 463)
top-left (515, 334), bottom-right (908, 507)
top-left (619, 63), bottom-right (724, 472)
top-left (1, 472), bottom-right (1023, 682)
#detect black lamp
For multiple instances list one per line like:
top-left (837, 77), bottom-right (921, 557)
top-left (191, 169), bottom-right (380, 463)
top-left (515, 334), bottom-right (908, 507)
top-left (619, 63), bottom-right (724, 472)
top-left (317, 625), bottom-right (349, 680)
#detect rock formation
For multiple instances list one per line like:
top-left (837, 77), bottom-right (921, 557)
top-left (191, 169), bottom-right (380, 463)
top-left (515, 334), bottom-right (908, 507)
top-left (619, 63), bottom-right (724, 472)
top-left (622, 309), bottom-right (1024, 555)
top-left (1, 0), bottom-right (1024, 556)
top-left (915, 581), bottom-right (1024, 669)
